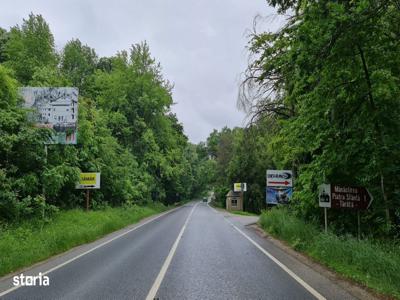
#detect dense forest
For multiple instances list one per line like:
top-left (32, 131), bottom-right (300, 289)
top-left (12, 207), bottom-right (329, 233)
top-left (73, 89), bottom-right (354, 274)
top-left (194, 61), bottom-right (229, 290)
top-left (1, 1), bottom-right (399, 241)
top-left (206, 0), bottom-right (400, 238)
top-left (0, 14), bottom-right (213, 223)
top-left (1, 3), bottom-right (399, 297)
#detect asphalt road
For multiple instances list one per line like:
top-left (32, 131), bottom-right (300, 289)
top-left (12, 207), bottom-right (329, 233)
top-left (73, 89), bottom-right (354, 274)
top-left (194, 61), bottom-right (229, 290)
top-left (1, 202), bottom-right (358, 300)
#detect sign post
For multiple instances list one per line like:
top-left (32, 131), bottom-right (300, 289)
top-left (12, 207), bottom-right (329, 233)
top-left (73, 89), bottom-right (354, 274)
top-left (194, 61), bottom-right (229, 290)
top-left (266, 170), bottom-right (293, 205)
top-left (319, 184), bottom-right (373, 236)
top-left (76, 173), bottom-right (101, 211)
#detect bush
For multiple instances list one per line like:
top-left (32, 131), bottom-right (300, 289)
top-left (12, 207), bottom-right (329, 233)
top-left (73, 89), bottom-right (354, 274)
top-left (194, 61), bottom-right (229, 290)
top-left (259, 208), bottom-right (400, 299)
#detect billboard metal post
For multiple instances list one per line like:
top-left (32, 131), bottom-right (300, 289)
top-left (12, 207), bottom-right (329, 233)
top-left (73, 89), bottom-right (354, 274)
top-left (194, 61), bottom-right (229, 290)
top-left (324, 207), bottom-right (328, 234)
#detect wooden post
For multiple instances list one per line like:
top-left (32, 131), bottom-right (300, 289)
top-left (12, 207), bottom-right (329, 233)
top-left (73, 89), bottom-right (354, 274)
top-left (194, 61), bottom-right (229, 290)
top-left (324, 207), bottom-right (328, 234)
top-left (86, 190), bottom-right (90, 211)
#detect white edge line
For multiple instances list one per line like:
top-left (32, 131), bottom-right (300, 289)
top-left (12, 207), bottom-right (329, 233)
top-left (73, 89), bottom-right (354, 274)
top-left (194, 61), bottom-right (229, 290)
top-left (206, 203), bottom-right (219, 213)
top-left (224, 216), bottom-right (326, 300)
top-left (0, 205), bottom-right (183, 298)
top-left (145, 202), bottom-right (198, 300)
top-left (206, 204), bottom-right (325, 300)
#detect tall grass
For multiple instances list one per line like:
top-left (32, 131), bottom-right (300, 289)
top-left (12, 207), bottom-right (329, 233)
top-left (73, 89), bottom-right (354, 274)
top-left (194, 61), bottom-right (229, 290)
top-left (0, 203), bottom-right (166, 277)
top-left (231, 211), bottom-right (259, 217)
top-left (259, 209), bottom-right (400, 299)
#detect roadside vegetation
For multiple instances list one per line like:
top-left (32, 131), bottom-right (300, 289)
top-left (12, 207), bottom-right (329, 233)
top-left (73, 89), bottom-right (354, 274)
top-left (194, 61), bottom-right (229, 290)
top-left (207, 0), bottom-right (400, 237)
top-left (0, 14), bottom-right (214, 275)
top-left (202, 1), bottom-right (400, 298)
top-left (260, 209), bottom-right (400, 299)
top-left (0, 13), bottom-right (213, 225)
top-left (0, 203), bottom-right (167, 277)
top-left (231, 211), bottom-right (258, 217)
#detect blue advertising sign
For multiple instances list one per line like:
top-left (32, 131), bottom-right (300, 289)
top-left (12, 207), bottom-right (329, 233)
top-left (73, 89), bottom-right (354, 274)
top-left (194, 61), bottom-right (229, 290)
top-left (266, 187), bottom-right (293, 205)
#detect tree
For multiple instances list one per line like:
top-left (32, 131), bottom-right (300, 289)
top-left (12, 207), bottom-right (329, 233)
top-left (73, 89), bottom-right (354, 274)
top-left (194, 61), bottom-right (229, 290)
top-left (239, 0), bottom-right (400, 234)
top-left (4, 13), bottom-right (57, 84)
top-left (0, 27), bottom-right (9, 63)
top-left (60, 39), bottom-right (98, 93)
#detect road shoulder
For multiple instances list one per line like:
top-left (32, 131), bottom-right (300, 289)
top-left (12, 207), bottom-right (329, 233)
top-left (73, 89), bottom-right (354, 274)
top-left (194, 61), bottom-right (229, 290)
top-left (248, 224), bottom-right (386, 300)
top-left (0, 205), bottom-right (183, 295)
top-left (218, 207), bottom-right (383, 300)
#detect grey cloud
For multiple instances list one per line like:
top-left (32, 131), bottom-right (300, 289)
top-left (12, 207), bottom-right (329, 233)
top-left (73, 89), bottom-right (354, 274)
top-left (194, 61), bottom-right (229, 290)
top-left (1, 0), bottom-right (282, 143)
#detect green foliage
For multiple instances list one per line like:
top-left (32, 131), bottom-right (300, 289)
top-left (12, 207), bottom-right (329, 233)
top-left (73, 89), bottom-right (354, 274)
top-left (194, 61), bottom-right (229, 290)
top-left (60, 39), bottom-right (98, 93)
top-left (203, 123), bottom-right (276, 212)
top-left (230, 0), bottom-right (400, 236)
top-left (3, 13), bottom-right (57, 84)
top-left (0, 204), bottom-right (166, 276)
top-left (260, 209), bottom-right (400, 298)
top-left (0, 14), bottom-right (203, 224)
top-left (0, 64), bottom-right (51, 222)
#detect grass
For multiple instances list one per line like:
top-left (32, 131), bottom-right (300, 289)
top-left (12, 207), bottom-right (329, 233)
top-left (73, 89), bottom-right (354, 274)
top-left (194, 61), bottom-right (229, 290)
top-left (231, 210), bottom-right (259, 217)
top-left (259, 209), bottom-right (400, 299)
top-left (0, 203), bottom-right (167, 277)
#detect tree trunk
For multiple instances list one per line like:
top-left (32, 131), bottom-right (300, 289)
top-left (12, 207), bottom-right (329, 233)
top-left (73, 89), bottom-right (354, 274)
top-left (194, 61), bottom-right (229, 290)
top-left (358, 45), bottom-right (391, 226)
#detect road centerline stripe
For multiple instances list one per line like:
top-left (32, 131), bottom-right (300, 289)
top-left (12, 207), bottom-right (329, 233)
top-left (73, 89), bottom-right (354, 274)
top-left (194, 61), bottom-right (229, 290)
top-left (224, 216), bottom-right (326, 300)
top-left (145, 202), bottom-right (198, 300)
top-left (0, 205), bottom-right (183, 298)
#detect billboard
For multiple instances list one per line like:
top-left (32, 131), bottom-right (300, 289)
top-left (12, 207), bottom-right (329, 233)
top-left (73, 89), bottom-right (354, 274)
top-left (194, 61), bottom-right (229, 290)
top-left (266, 187), bottom-right (293, 205)
top-left (266, 170), bottom-right (293, 204)
top-left (19, 87), bottom-right (78, 144)
top-left (76, 173), bottom-right (101, 189)
top-left (266, 170), bottom-right (293, 187)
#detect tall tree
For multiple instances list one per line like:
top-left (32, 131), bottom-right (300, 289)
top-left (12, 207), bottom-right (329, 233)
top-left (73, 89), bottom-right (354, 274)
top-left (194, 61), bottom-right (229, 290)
top-left (4, 13), bottom-right (57, 84)
top-left (240, 0), bottom-right (400, 230)
top-left (60, 39), bottom-right (98, 93)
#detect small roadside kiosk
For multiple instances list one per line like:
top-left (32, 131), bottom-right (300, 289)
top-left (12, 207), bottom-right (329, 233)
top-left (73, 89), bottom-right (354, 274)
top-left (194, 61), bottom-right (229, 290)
top-left (226, 190), bottom-right (243, 211)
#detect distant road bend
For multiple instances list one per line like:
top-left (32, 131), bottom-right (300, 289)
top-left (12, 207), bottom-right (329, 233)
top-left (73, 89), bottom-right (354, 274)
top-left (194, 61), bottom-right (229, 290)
top-left (1, 202), bottom-right (360, 299)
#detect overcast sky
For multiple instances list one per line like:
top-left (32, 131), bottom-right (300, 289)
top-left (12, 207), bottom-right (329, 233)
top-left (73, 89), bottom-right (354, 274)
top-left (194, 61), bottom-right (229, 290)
top-left (0, 0), bottom-right (282, 143)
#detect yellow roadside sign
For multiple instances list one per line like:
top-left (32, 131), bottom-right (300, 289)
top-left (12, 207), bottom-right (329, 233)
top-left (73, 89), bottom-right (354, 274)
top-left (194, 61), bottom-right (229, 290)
top-left (233, 183), bottom-right (247, 192)
top-left (76, 172), bottom-right (100, 189)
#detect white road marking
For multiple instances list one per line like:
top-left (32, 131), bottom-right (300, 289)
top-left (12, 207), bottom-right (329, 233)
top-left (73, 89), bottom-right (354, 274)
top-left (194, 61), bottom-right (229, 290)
top-left (223, 216), bottom-right (326, 300)
top-left (145, 202), bottom-right (198, 300)
top-left (207, 203), bottom-right (219, 213)
top-left (0, 205), bottom-right (183, 298)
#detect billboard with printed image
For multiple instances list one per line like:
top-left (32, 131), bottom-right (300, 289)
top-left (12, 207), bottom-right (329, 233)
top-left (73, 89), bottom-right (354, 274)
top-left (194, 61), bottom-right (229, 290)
top-left (266, 187), bottom-right (293, 205)
top-left (19, 87), bottom-right (78, 144)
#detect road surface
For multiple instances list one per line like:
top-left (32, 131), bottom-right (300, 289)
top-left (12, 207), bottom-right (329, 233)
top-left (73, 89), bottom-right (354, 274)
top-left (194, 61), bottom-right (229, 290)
top-left (0, 202), bottom-right (360, 299)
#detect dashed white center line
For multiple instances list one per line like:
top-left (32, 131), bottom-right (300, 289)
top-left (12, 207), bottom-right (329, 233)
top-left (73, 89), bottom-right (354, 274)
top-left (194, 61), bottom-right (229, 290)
top-left (145, 202), bottom-right (198, 300)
